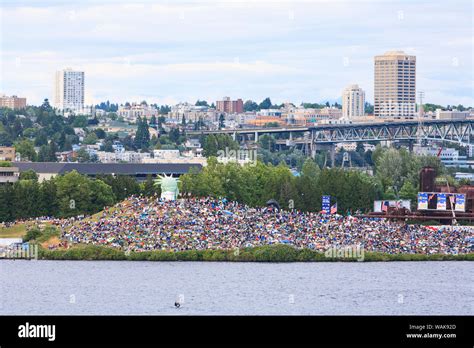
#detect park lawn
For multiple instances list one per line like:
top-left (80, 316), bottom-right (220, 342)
top-left (0, 221), bottom-right (52, 238)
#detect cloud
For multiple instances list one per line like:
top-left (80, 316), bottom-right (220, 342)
top-left (0, 0), bottom-right (472, 106)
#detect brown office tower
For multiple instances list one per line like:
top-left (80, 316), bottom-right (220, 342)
top-left (216, 97), bottom-right (244, 114)
top-left (419, 167), bottom-right (436, 192)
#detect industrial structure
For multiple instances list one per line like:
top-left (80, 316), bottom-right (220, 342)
top-left (368, 166), bottom-right (474, 224)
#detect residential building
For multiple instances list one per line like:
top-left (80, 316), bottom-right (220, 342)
top-left (116, 151), bottom-right (151, 163)
top-left (0, 166), bottom-right (19, 184)
top-left (13, 162), bottom-right (203, 182)
top-left (374, 51), bottom-right (416, 118)
top-left (95, 151), bottom-right (151, 163)
top-left (468, 144), bottom-right (474, 158)
top-left (216, 97), bottom-right (244, 114)
top-left (91, 121), bottom-right (158, 139)
top-left (54, 68), bottom-right (85, 113)
top-left (0, 95), bottom-right (27, 109)
top-left (435, 109), bottom-right (470, 120)
top-left (414, 145), bottom-right (474, 168)
top-left (184, 139), bottom-right (201, 149)
top-left (342, 84), bottom-right (365, 119)
top-left (117, 103), bottom-right (159, 123)
top-left (256, 109), bottom-right (282, 117)
top-left (169, 103), bottom-right (217, 123)
top-left (112, 141), bottom-right (124, 153)
top-left (0, 147), bottom-right (15, 161)
top-left (317, 106), bottom-right (343, 118)
top-left (153, 149), bottom-right (180, 159)
top-left (142, 156), bottom-right (207, 165)
top-left (231, 112), bottom-right (257, 126)
top-left (57, 151), bottom-right (76, 162)
top-left (284, 106), bottom-right (342, 126)
top-left (335, 142), bottom-right (376, 152)
top-left (454, 172), bottom-right (474, 183)
top-left (286, 108), bottom-right (322, 126)
top-left (247, 116), bottom-right (285, 127)
top-left (184, 139), bottom-right (203, 157)
top-left (335, 142), bottom-right (357, 152)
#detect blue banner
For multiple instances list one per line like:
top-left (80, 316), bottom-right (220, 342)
top-left (322, 195), bottom-right (331, 213)
top-left (455, 194), bottom-right (465, 212)
top-left (437, 193), bottom-right (446, 210)
top-left (417, 193), bottom-right (428, 210)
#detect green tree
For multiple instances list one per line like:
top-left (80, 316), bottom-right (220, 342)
top-left (56, 171), bottom-right (93, 217)
top-left (89, 179), bottom-right (115, 212)
top-left (399, 181), bottom-right (418, 208)
top-left (243, 100), bottom-right (258, 112)
top-left (295, 159), bottom-right (320, 211)
top-left (142, 174), bottom-right (159, 196)
top-left (134, 116), bottom-right (151, 149)
top-left (150, 115), bottom-right (157, 128)
top-left (218, 114), bottom-right (225, 129)
top-left (259, 97), bottom-right (272, 110)
top-left (48, 141), bottom-right (58, 161)
top-left (83, 132), bottom-right (99, 145)
top-left (195, 100), bottom-right (209, 107)
top-left (39, 178), bottom-right (58, 217)
top-left (12, 179), bottom-right (41, 219)
top-left (0, 184), bottom-right (14, 221)
top-left (98, 175), bottom-right (140, 201)
top-left (19, 169), bottom-right (38, 181)
top-left (375, 148), bottom-right (404, 192)
top-left (14, 139), bottom-right (37, 161)
top-left (364, 102), bottom-right (374, 114)
top-left (94, 128), bottom-right (106, 139)
top-left (76, 148), bottom-right (90, 163)
top-left (37, 145), bottom-right (50, 162)
top-left (258, 134), bottom-right (276, 152)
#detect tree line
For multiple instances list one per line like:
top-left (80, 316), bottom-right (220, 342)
top-left (0, 171), bottom-right (160, 222)
top-left (0, 146), bottom-right (459, 222)
top-left (180, 157), bottom-right (380, 213)
top-left (180, 147), bottom-right (452, 212)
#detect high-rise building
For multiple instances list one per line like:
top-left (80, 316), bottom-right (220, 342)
top-left (374, 51), bottom-right (416, 118)
top-left (216, 97), bottom-right (244, 114)
top-left (0, 95), bottom-right (27, 109)
top-left (342, 84), bottom-right (365, 119)
top-left (54, 68), bottom-right (85, 112)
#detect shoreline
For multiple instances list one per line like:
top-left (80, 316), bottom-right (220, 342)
top-left (14, 244), bottom-right (473, 262)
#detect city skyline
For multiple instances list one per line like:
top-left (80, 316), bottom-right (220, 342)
top-left (0, 0), bottom-right (472, 106)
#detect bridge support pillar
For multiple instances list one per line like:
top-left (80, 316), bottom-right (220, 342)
top-left (310, 145), bottom-right (316, 159)
top-left (313, 143), bottom-right (336, 168)
top-left (408, 140), bottom-right (414, 153)
top-left (330, 146), bottom-right (335, 167)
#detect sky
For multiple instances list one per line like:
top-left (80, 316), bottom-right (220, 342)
top-left (0, 0), bottom-right (473, 107)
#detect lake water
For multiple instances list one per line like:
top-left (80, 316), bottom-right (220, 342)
top-left (1, 261), bottom-right (472, 315)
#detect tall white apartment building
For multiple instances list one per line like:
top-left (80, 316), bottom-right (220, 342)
top-left (54, 68), bottom-right (85, 112)
top-left (342, 84), bottom-right (365, 119)
top-left (374, 51), bottom-right (416, 118)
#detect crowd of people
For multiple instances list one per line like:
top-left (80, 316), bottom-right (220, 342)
top-left (55, 196), bottom-right (474, 255)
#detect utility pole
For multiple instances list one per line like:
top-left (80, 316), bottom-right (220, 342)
top-left (444, 178), bottom-right (457, 225)
top-left (417, 91), bottom-right (425, 145)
